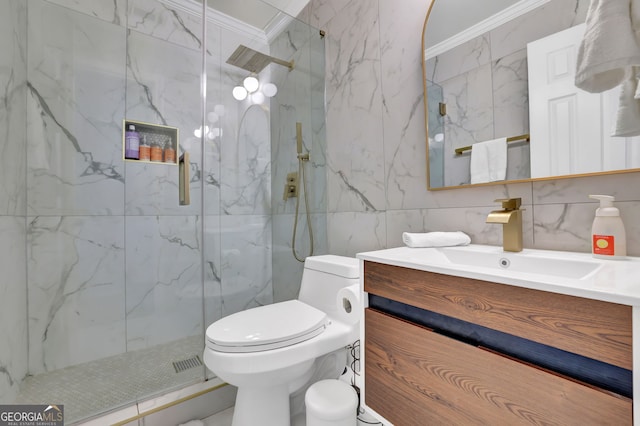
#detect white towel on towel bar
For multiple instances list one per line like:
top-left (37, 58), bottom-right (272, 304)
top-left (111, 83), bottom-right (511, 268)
top-left (470, 137), bottom-right (507, 184)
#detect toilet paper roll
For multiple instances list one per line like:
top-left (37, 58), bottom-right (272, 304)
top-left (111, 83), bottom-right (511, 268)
top-left (335, 284), bottom-right (361, 325)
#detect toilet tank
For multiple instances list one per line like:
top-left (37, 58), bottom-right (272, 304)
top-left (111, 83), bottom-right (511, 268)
top-left (298, 255), bottom-right (360, 315)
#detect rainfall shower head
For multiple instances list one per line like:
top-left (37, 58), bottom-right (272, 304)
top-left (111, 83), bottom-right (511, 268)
top-left (226, 45), bottom-right (294, 73)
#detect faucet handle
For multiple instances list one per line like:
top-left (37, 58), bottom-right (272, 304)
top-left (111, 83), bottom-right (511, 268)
top-left (494, 198), bottom-right (521, 210)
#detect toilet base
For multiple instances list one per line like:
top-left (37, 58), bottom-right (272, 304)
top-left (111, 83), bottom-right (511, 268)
top-left (232, 384), bottom-right (290, 426)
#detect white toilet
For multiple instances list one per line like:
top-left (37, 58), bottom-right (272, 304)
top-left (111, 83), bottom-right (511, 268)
top-left (203, 255), bottom-right (360, 426)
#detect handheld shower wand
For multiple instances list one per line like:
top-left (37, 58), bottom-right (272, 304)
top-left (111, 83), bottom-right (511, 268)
top-left (291, 122), bottom-right (313, 262)
top-left (296, 122), bottom-right (302, 154)
top-left (295, 122), bottom-right (309, 161)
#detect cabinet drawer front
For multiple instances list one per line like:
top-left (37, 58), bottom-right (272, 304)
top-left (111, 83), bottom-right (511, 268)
top-left (365, 309), bottom-right (632, 426)
top-left (364, 261), bottom-right (632, 369)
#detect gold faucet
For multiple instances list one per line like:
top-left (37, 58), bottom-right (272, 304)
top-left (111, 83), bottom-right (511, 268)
top-left (486, 198), bottom-right (523, 252)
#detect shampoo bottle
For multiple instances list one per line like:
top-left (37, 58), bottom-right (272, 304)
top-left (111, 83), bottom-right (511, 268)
top-left (125, 124), bottom-right (140, 160)
top-left (139, 135), bottom-right (151, 161)
top-left (589, 195), bottom-right (626, 259)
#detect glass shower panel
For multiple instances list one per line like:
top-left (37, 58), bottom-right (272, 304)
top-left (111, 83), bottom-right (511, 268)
top-left (204, 13), bottom-right (278, 326)
top-left (271, 16), bottom-right (328, 303)
top-left (124, 23), bottom-right (203, 344)
top-left (202, 20), bottom-right (223, 331)
top-left (20, 1), bottom-right (129, 422)
top-left (123, 0), bottom-right (205, 399)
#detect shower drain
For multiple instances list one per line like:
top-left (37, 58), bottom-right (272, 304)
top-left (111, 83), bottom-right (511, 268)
top-left (172, 355), bottom-right (203, 373)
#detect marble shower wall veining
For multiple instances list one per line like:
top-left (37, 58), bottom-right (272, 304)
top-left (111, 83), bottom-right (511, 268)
top-left (27, 1), bottom-right (126, 216)
top-left (0, 0), bottom-right (28, 403)
top-left (303, 0), bottom-right (640, 258)
top-left (0, 0), bottom-right (328, 403)
top-left (27, 216), bottom-right (126, 375)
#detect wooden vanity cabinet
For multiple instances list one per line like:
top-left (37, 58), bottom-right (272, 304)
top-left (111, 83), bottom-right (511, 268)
top-left (363, 261), bottom-right (633, 425)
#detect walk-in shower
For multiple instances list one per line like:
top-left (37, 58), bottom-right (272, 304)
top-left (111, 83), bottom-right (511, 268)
top-left (0, 0), bottom-right (326, 423)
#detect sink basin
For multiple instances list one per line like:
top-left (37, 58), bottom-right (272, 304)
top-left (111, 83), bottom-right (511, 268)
top-left (359, 244), bottom-right (640, 306)
top-left (437, 245), bottom-right (601, 280)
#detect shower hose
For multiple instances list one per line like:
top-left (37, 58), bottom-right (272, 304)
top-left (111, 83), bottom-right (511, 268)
top-left (292, 152), bottom-right (314, 262)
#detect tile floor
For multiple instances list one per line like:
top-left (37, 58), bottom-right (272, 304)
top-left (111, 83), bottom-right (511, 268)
top-left (16, 335), bottom-right (205, 424)
top-left (202, 407), bottom-right (233, 426)
top-left (201, 406), bottom-right (383, 426)
top-left (201, 408), bottom-right (306, 426)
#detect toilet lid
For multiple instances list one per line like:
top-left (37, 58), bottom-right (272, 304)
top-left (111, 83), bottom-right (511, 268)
top-left (205, 300), bottom-right (329, 353)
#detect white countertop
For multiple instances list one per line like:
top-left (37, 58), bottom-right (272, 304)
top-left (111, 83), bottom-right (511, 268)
top-left (357, 245), bottom-right (640, 306)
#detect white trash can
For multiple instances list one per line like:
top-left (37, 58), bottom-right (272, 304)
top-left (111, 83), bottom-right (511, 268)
top-left (305, 379), bottom-right (358, 426)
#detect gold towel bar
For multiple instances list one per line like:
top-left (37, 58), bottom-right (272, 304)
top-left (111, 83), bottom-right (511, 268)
top-left (454, 134), bottom-right (530, 155)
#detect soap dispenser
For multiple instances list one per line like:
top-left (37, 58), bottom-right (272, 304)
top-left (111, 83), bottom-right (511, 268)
top-left (589, 195), bottom-right (626, 259)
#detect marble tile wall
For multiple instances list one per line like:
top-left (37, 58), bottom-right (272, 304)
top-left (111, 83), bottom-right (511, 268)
top-left (0, 0), bottom-right (28, 403)
top-left (27, 0), bottom-right (126, 216)
top-left (304, 0), bottom-right (640, 259)
top-left (27, 217), bottom-right (126, 374)
top-left (0, 218), bottom-right (27, 402)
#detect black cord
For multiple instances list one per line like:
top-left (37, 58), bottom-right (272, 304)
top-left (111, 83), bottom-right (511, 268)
top-left (346, 340), bottom-right (382, 424)
top-left (348, 339), bottom-right (361, 386)
top-left (357, 418), bottom-right (383, 425)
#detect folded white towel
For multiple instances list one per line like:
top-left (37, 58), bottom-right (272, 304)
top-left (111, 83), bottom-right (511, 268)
top-left (402, 231), bottom-right (471, 248)
top-left (575, 0), bottom-right (640, 93)
top-left (470, 138), bottom-right (507, 184)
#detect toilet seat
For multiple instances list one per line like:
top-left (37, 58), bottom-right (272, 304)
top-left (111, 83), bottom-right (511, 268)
top-left (206, 300), bottom-right (329, 353)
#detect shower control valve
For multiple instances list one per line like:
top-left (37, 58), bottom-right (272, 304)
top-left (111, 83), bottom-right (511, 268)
top-left (283, 172), bottom-right (298, 200)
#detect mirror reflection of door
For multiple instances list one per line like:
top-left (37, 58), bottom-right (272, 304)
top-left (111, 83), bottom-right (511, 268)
top-left (528, 24), bottom-right (640, 177)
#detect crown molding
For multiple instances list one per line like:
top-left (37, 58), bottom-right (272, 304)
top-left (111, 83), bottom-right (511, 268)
top-left (162, 0), bottom-right (269, 44)
top-left (424, 0), bottom-right (551, 60)
top-left (264, 12), bottom-right (296, 43)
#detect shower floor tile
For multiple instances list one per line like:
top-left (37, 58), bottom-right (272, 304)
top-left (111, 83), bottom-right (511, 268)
top-left (16, 335), bottom-right (204, 424)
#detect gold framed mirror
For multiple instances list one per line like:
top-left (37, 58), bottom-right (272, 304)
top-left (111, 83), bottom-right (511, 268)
top-left (422, 0), bottom-right (640, 190)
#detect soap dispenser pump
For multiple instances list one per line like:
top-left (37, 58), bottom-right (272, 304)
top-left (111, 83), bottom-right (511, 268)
top-left (589, 195), bottom-right (626, 259)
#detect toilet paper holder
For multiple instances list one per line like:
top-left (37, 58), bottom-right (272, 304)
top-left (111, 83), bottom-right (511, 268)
top-left (342, 297), bottom-right (352, 314)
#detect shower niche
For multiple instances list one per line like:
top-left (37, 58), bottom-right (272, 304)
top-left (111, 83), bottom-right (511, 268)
top-left (123, 119), bottom-right (179, 165)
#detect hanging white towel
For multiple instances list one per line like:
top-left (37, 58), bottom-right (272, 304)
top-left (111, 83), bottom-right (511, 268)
top-left (634, 0), bottom-right (640, 99)
top-left (575, 0), bottom-right (640, 93)
top-left (613, 66), bottom-right (640, 136)
top-left (469, 137), bottom-right (507, 184)
top-left (402, 231), bottom-right (471, 248)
